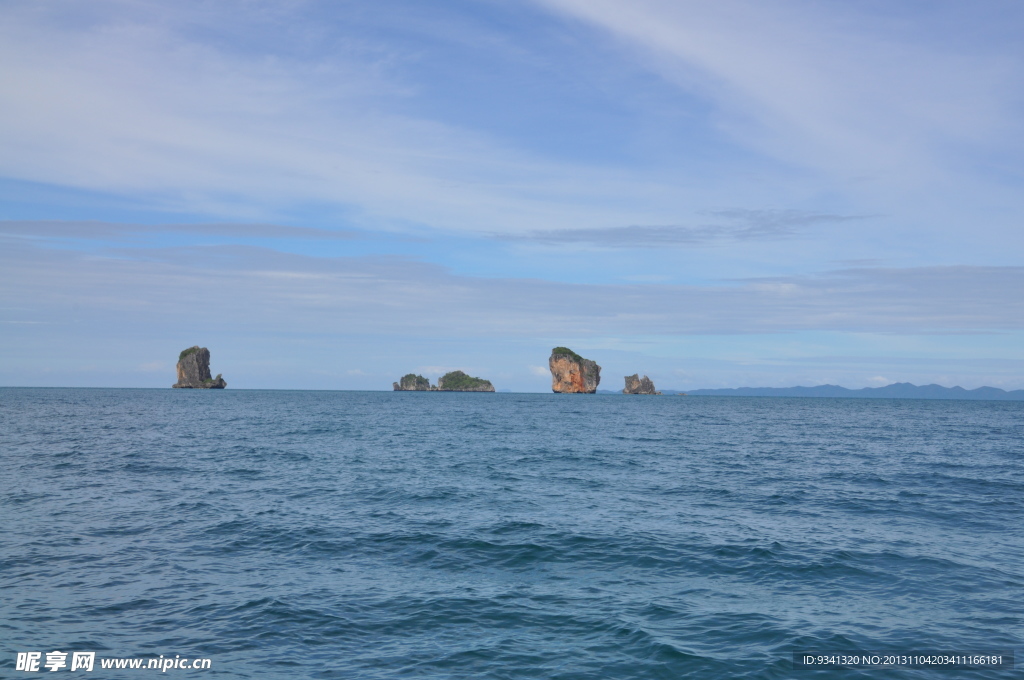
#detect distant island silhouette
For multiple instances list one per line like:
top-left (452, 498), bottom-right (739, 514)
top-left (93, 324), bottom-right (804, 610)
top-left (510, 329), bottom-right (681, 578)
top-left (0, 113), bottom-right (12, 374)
top-left (677, 382), bottom-right (1024, 400)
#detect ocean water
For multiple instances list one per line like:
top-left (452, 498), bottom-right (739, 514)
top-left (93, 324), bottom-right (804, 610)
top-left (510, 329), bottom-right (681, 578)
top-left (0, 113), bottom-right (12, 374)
top-left (1, 388), bottom-right (1021, 679)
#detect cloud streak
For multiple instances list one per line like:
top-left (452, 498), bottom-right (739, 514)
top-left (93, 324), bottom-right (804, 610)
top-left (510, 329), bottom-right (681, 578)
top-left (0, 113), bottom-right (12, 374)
top-left (2, 233), bottom-right (1021, 337)
top-left (502, 210), bottom-right (863, 247)
top-left (535, 0), bottom-right (1024, 181)
top-left (0, 1), bottom-right (701, 235)
top-left (0, 220), bottom-right (361, 242)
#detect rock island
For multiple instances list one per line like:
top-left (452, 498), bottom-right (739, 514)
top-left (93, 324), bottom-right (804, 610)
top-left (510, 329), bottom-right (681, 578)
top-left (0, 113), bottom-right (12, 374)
top-left (549, 347), bottom-right (601, 393)
top-left (623, 374), bottom-right (661, 395)
top-left (393, 371), bottom-right (495, 392)
top-left (173, 346), bottom-right (226, 389)
top-left (437, 370), bottom-right (495, 392)
top-left (393, 374), bottom-right (435, 391)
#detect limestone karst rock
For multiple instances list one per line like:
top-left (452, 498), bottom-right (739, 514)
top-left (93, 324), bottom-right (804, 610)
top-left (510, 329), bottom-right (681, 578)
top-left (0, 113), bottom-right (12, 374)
top-left (393, 374), bottom-right (435, 391)
top-left (393, 371), bottom-right (496, 391)
top-left (623, 374), bottom-right (661, 395)
top-left (437, 370), bottom-right (495, 392)
top-left (172, 346), bottom-right (226, 389)
top-left (549, 347), bottom-right (601, 393)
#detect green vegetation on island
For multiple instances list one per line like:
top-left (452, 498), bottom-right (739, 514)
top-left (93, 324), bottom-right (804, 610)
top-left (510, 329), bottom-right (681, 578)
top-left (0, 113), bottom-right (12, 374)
top-left (550, 346), bottom-right (584, 364)
top-left (179, 346), bottom-right (200, 362)
top-left (394, 371), bottom-right (495, 391)
top-left (438, 370), bottom-right (494, 391)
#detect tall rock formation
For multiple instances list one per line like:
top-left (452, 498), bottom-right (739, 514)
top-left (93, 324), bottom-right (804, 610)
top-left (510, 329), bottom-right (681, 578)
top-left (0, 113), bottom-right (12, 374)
top-left (173, 346), bottom-right (227, 389)
top-left (623, 374), bottom-right (661, 395)
top-left (549, 347), bottom-right (601, 393)
top-left (437, 370), bottom-right (495, 392)
top-left (393, 374), bottom-right (435, 391)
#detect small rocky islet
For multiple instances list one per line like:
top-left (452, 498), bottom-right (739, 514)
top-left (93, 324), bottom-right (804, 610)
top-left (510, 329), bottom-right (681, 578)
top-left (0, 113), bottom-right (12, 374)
top-left (393, 370), bottom-right (495, 392)
top-left (172, 346), bottom-right (226, 389)
top-left (623, 374), bottom-right (661, 395)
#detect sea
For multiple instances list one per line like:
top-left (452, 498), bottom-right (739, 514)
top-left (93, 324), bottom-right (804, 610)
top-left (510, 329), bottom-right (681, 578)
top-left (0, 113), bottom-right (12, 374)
top-left (2, 388), bottom-right (1021, 679)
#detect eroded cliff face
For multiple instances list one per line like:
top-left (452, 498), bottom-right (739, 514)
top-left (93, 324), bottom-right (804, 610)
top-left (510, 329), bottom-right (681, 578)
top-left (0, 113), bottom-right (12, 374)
top-left (549, 348), bottom-right (601, 393)
top-left (173, 346), bottom-right (227, 389)
top-left (623, 374), bottom-right (660, 395)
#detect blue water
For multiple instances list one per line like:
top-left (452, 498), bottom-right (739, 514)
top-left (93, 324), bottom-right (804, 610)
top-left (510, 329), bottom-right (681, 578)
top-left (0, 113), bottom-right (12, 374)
top-left (2, 389), bottom-right (1021, 678)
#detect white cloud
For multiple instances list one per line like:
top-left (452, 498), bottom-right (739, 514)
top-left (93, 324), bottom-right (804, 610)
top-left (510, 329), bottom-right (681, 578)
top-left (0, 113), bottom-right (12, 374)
top-left (2, 0), bottom-right (1022, 259)
top-left (501, 210), bottom-right (862, 247)
top-left (535, 0), bottom-right (1023, 182)
top-left (4, 228), bottom-right (1023, 338)
top-left (0, 219), bottom-right (362, 242)
top-left (0, 1), bottom-right (696, 234)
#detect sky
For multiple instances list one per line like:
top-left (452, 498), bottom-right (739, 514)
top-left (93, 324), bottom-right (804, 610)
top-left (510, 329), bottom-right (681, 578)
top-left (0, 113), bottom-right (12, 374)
top-left (2, 0), bottom-right (1024, 391)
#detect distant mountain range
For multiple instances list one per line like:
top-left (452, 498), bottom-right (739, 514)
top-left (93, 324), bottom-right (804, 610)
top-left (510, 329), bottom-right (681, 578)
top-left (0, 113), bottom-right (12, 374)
top-left (677, 382), bottom-right (1024, 400)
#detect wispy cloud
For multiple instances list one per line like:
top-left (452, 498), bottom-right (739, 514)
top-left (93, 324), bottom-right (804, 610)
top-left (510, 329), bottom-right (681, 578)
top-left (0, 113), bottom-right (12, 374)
top-left (0, 220), bottom-right (360, 241)
top-left (3, 233), bottom-right (1022, 337)
top-left (502, 209), bottom-right (862, 247)
top-left (535, 0), bottom-right (1024, 182)
top-left (0, 1), bottom-right (700, 234)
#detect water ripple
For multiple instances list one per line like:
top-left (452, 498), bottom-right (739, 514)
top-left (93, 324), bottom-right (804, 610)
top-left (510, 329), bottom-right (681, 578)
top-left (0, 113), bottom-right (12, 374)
top-left (1, 389), bottom-right (1021, 678)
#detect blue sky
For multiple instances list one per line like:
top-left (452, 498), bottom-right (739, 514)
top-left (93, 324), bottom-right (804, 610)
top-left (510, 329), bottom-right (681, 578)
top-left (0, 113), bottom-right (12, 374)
top-left (2, 0), bottom-right (1024, 390)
